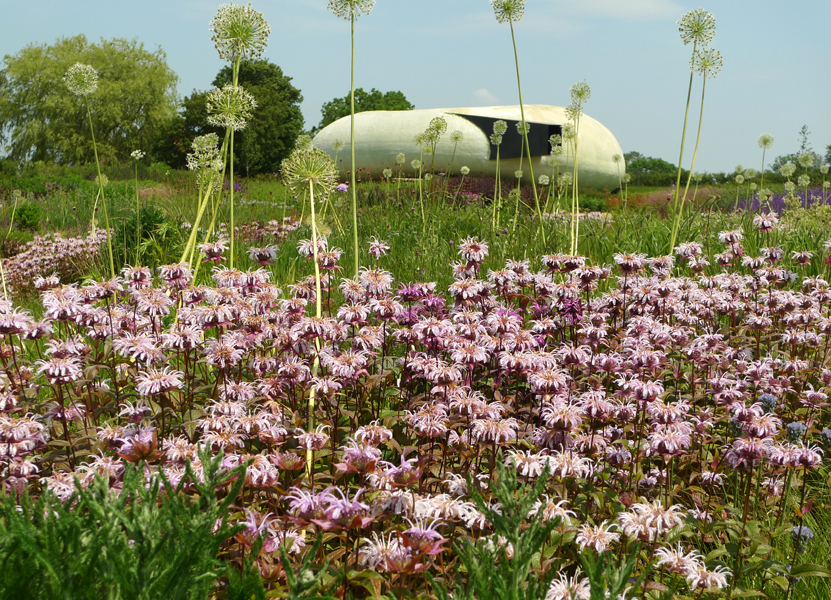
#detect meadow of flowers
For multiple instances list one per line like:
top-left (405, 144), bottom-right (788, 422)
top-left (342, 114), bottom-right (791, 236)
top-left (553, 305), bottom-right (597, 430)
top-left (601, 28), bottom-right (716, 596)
top-left (1, 1), bottom-right (831, 599)
top-left (0, 217), bottom-right (830, 598)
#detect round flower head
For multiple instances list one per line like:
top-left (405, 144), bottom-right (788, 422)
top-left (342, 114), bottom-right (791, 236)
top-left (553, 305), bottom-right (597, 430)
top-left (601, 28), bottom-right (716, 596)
top-left (798, 152), bottom-right (815, 169)
top-left (64, 63), bottom-right (98, 97)
top-left (187, 133), bottom-right (224, 187)
top-left (396, 152), bottom-right (406, 164)
top-left (131, 150), bottom-right (146, 161)
top-left (411, 159), bottom-right (421, 170)
top-left (797, 174), bottom-right (810, 187)
top-left (735, 174), bottom-right (744, 185)
top-left (382, 168), bottom-right (393, 179)
top-left (428, 116), bottom-right (448, 139)
top-left (514, 170), bottom-right (523, 179)
top-left (490, 133), bottom-right (503, 146)
top-left (744, 168), bottom-right (757, 178)
top-left (450, 130), bottom-right (464, 144)
top-left (210, 3), bottom-right (271, 61)
top-left (780, 162), bottom-right (796, 178)
top-left (493, 120), bottom-right (508, 136)
top-left (692, 47), bottom-right (723, 78)
top-left (206, 85), bottom-right (257, 131)
top-left (571, 81), bottom-right (591, 104)
top-left (328, 0), bottom-right (375, 20)
top-left (491, 0), bottom-right (525, 23)
top-left (281, 146), bottom-right (339, 200)
top-left (677, 8), bottom-right (716, 46)
top-left (539, 174), bottom-right (550, 185)
top-left (758, 133), bottom-right (774, 149)
top-left (820, 164), bottom-right (829, 174)
top-left (332, 139), bottom-right (345, 152)
top-left (460, 166), bottom-right (470, 176)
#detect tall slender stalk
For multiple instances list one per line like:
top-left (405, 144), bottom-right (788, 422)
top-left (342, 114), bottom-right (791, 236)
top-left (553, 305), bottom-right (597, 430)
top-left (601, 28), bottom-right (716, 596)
top-left (669, 46), bottom-right (721, 251)
top-left (349, 13), bottom-right (359, 276)
top-left (508, 20), bottom-right (545, 245)
top-left (668, 8), bottom-right (717, 251)
top-left (670, 74), bottom-right (707, 245)
top-left (87, 104), bottom-right (114, 279)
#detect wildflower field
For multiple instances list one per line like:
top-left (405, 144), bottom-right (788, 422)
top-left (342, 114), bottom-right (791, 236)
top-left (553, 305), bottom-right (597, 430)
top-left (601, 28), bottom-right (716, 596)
top-left (1, 2), bottom-right (831, 600)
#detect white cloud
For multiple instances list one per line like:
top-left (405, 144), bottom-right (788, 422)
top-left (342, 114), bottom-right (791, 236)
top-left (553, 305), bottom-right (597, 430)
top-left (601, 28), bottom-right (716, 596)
top-left (473, 88), bottom-right (498, 104)
top-left (561, 0), bottom-right (683, 20)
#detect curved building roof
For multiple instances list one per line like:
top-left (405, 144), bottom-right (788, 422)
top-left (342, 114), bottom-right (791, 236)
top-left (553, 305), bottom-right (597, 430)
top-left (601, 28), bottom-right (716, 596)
top-left (313, 105), bottom-right (625, 191)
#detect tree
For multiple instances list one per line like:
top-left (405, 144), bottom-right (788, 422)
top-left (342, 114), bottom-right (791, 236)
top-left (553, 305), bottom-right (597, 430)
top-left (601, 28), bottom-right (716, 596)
top-left (825, 144), bottom-right (831, 167)
top-left (797, 124), bottom-right (812, 155)
top-left (316, 88), bottom-right (414, 132)
top-left (0, 35), bottom-right (178, 164)
top-left (626, 155), bottom-right (677, 174)
top-left (214, 59), bottom-right (303, 176)
top-left (155, 59), bottom-right (303, 176)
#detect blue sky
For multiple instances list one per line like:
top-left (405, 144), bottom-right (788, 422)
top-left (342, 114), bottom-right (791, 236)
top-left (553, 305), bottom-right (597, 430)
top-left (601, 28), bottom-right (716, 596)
top-left (1, 0), bottom-right (829, 173)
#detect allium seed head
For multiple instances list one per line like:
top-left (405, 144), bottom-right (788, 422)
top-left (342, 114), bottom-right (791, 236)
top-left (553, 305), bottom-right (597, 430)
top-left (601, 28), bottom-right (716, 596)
top-left (206, 85), bottom-right (257, 131)
top-left (677, 8), bottom-right (716, 46)
top-left (491, 0), bottom-right (525, 23)
top-left (692, 47), bottom-right (723, 77)
top-left (64, 63), bottom-right (98, 97)
top-left (282, 146), bottom-right (339, 200)
top-left (327, 0), bottom-right (375, 20)
top-left (210, 3), bottom-right (271, 61)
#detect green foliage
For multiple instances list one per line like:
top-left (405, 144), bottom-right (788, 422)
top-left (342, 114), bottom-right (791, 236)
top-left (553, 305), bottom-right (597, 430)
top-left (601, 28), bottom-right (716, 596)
top-left (431, 452), bottom-right (558, 600)
top-left (0, 449), bottom-right (247, 600)
top-left (623, 152), bottom-right (687, 186)
top-left (316, 88), bottom-right (414, 131)
top-left (156, 59), bottom-right (303, 176)
top-left (279, 536), bottom-right (337, 600)
top-left (14, 202), bottom-right (42, 231)
top-left (580, 549), bottom-right (651, 600)
top-left (0, 159), bottom-right (17, 177)
top-left (113, 205), bottom-right (173, 267)
top-left (0, 34), bottom-right (178, 165)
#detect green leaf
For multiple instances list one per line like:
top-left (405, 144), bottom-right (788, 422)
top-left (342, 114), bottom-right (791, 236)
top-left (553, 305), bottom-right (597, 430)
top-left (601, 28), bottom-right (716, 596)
top-left (789, 563), bottom-right (831, 578)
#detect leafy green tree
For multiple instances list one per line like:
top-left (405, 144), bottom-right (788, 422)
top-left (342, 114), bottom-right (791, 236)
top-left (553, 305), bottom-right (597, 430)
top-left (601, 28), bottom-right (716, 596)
top-left (214, 59), bottom-right (303, 176)
top-left (316, 88), bottom-right (414, 131)
top-left (825, 144), bottom-right (831, 167)
top-left (0, 35), bottom-right (178, 164)
top-left (626, 155), bottom-right (677, 174)
top-left (155, 59), bottom-right (303, 176)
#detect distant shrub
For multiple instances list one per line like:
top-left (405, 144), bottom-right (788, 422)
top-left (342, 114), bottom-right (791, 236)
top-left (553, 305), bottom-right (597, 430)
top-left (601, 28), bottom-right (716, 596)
top-left (15, 202), bottom-right (42, 231)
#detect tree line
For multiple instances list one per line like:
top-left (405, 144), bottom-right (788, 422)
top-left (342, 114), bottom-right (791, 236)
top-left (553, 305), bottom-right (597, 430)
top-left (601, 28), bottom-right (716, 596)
top-left (1, 35), bottom-right (827, 180)
top-left (0, 35), bottom-right (414, 177)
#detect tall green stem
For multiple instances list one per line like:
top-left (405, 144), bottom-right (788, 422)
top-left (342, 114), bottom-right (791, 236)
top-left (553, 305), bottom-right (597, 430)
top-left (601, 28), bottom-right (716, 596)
top-left (492, 147), bottom-right (501, 228)
top-left (571, 115), bottom-right (581, 255)
top-left (670, 76), bottom-right (707, 251)
top-left (668, 42), bottom-right (697, 253)
top-left (350, 13), bottom-right (359, 277)
top-left (229, 128), bottom-right (235, 268)
top-left (509, 20), bottom-right (545, 245)
top-left (228, 58), bottom-right (240, 269)
top-left (87, 104), bottom-right (114, 279)
top-left (134, 161), bottom-right (141, 265)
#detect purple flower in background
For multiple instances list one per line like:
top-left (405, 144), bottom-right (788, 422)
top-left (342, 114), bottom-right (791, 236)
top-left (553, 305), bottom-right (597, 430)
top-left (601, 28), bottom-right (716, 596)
top-left (337, 183), bottom-right (349, 193)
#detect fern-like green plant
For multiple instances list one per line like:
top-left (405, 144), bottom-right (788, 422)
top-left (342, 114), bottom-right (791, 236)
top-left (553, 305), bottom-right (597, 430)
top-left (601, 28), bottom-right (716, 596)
top-left (430, 452), bottom-right (559, 600)
top-left (0, 448), bottom-right (246, 600)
